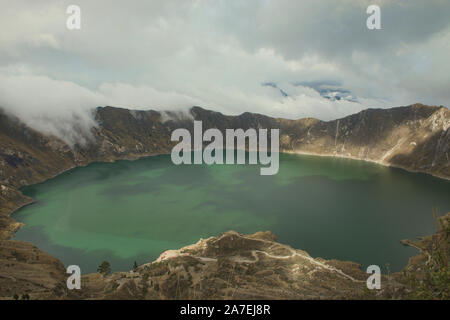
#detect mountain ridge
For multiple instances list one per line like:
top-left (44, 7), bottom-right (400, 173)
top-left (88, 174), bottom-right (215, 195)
top-left (0, 103), bottom-right (448, 299)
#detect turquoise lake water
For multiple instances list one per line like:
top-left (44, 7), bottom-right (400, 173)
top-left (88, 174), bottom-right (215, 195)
top-left (13, 153), bottom-right (450, 273)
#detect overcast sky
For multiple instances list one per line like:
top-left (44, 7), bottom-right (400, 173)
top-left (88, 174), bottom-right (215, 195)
top-left (0, 0), bottom-right (449, 143)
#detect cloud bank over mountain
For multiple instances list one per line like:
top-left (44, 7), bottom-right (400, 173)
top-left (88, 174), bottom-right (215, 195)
top-left (0, 0), bottom-right (449, 144)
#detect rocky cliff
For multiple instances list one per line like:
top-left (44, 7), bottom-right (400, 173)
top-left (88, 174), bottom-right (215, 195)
top-left (189, 104), bottom-right (449, 178)
top-left (0, 103), bottom-right (448, 299)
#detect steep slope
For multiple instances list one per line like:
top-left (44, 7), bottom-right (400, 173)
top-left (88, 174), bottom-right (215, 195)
top-left (190, 104), bottom-right (449, 178)
top-left (281, 104), bottom-right (450, 178)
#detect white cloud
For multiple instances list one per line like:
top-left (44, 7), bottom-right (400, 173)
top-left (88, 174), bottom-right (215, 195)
top-left (0, 74), bottom-right (100, 146)
top-left (0, 0), bottom-right (448, 144)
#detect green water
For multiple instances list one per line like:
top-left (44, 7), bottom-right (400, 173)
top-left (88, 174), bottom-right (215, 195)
top-left (13, 153), bottom-right (450, 273)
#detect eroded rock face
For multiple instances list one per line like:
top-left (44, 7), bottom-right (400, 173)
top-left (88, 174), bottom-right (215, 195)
top-left (189, 104), bottom-right (450, 179)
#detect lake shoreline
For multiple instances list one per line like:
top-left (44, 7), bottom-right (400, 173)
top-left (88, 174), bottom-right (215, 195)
top-left (10, 151), bottom-right (449, 275)
top-left (6, 149), bottom-right (449, 243)
top-left (285, 150), bottom-right (450, 181)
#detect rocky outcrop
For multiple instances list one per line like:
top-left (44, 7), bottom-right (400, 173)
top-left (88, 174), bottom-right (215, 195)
top-left (71, 231), bottom-right (375, 300)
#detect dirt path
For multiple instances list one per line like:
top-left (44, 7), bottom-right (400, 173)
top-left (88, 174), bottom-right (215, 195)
top-left (192, 234), bottom-right (365, 283)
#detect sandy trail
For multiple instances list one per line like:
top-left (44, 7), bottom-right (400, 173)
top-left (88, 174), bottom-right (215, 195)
top-left (191, 234), bottom-right (365, 283)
